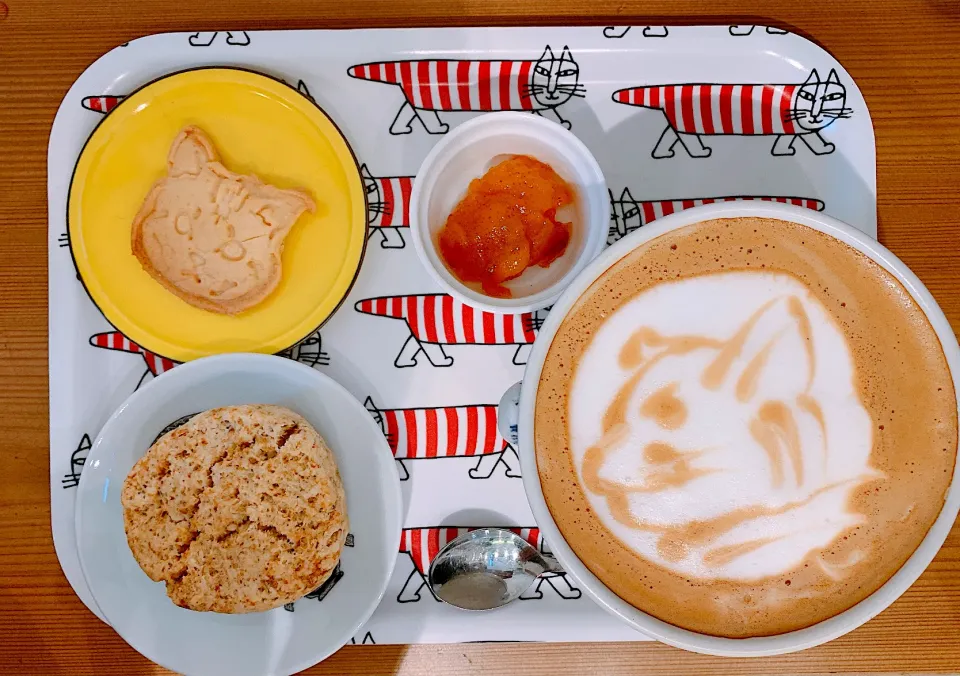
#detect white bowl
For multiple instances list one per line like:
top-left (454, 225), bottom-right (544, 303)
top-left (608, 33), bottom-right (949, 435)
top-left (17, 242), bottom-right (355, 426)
top-left (75, 354), bottom-right (403, 676)
top-left (411, 112), bottom-right (608, 314)
top-left (514, 201), bottom-right (960, 656)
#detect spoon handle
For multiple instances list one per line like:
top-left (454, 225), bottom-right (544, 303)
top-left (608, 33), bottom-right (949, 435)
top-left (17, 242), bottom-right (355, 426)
top-left (540, 553), bottom-right (564, 574)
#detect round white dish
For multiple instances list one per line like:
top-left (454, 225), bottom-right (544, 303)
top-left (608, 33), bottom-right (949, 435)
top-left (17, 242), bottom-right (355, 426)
top-left (515, 201), bottom-right (960, 656)
top-left (75, 353), bottom-right (403, 676)
top-left (410, 111), bottom-right (608, 314)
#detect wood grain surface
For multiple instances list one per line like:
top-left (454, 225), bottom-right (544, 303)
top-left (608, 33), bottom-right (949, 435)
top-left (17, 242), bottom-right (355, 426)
top-left (2, 0), bottom-right (959, 673)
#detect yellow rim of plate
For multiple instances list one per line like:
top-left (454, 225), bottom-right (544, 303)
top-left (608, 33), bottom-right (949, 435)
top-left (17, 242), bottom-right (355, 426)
top-left (68, 67), bottom-right (367, 362)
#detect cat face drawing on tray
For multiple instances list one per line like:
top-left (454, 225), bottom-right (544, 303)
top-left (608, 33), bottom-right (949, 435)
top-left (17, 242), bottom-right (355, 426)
top-left (527, 46), bottom-right (581, 108)
top-left (789, 68), bottom-right (850, 132)
top-left (360, 165), bottom-right (384, 225)
top-left (282, 331), bottom-right (329, 368)
top-left (610, 187), bottom-right (643, 242)
top-left (612, 67), bottom-right (853, 158)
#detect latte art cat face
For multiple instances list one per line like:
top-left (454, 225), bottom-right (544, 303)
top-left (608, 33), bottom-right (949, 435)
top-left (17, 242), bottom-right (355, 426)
top-left (571, 273), bottom-right (879, 581)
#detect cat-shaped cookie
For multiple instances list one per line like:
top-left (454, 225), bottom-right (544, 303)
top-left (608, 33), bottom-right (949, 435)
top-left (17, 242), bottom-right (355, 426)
top-left (132, 126), bottom-right (314, 314)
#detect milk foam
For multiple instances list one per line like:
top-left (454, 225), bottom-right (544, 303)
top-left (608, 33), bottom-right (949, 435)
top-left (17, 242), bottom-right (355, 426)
top-left (569, 271), bottom-right (878, 581)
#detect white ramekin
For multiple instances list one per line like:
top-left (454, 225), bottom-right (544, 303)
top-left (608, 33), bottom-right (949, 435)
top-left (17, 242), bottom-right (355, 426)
top-left (410, 112), bottom-right (608, 314)
top-left (512, 201), bottom-right (960, 656)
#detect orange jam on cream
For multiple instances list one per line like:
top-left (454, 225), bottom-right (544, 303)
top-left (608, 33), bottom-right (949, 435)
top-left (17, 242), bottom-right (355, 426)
top-left (437, 155), bottom-right (573, 298)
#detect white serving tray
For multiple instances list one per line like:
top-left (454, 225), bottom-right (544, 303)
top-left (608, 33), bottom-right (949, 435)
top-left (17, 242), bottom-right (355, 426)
top-left (48, 24), bottom-right (875, 646)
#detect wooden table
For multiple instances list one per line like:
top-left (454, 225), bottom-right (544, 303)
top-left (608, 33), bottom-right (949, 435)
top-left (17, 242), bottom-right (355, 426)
top-left (2, 0), bottom-right (959, 673)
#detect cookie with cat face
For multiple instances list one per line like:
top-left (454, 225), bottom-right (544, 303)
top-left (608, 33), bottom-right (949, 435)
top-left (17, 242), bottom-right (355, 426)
top-left (132, 126), bottom-right (315, 314)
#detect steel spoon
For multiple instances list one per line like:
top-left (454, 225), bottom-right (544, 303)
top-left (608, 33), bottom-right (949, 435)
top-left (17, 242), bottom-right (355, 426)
top-left (427, 528), bottom-right (563, 610)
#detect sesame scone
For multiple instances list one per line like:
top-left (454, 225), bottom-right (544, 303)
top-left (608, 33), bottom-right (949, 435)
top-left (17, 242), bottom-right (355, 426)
top-left (121, 405), bottom-right (348, 613)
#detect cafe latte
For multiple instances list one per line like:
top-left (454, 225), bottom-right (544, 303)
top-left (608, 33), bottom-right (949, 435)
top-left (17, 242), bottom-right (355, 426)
top-left (534, 217), bottom-right (957, 637)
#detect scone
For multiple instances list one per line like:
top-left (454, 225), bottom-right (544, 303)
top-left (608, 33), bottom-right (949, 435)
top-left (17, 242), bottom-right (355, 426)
top-left (132, 126), bottom-right (315, 314)
top-left (121, 405), bottom-right (348, 613)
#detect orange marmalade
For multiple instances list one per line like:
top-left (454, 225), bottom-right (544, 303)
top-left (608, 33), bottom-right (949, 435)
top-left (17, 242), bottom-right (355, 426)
top-left (437, 155), bottom-right (573, 298)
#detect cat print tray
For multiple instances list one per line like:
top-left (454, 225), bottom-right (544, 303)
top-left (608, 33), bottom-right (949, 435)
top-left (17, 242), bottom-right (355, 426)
top-left (48, 25), bottom-right (876, 646)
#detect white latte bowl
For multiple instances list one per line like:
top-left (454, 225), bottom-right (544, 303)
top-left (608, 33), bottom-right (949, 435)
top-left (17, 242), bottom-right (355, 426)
top-left (514, 201), bottom-right (960, 656)
top-left (410, 112), bottom-right (608, 314)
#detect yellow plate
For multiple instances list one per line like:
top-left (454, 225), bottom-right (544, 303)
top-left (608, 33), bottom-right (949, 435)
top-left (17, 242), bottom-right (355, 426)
top-left (69, 68), bottom-right (367, 362)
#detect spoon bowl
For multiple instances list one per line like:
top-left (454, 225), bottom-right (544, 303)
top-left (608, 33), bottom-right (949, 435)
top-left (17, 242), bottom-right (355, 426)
top-left (428, 528), bottom-right (561, 610)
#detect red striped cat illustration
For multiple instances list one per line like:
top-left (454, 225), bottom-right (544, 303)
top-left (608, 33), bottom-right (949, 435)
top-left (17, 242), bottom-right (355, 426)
top-left (89, 331), bottom-right (177, 390)
top-left (354, 294), bottom-right (546, 368)
top-left (89, 329), bottom-right (327, 390)
top-left (347, 45), bottom-right (583, 134)
top-left (729, 25), bottom-right (789, 36)
top-left (81, 78), bottom-right (308, 117)
top-left (364, 395), bottom-right (518, 481)
top-left (349, 632), bottom-right (376, 645)
top-left (397, 527), bottom-right (581, 603)
top-left (612, 69), bottom-right (852, 158)
top-left (362, 164), bottom-right (413, 249)
top-left (603, 25), bottom-right (786, 39)
top-left (609, 187), bottom-right (825, 243)
top-left (187, 31), bottom-right (250, 47)
top-left (81, 95), bottom-right (123, 114)
top-left (62, 433), bottom-right (92, 490)
top-left (602, 26), bottom-right (669, 39)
